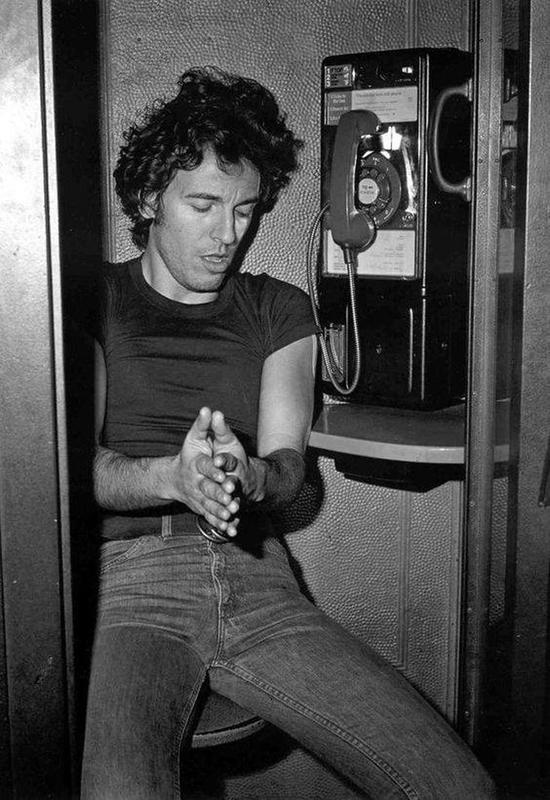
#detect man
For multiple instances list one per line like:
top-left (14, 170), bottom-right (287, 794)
top-left (81, 66), bottom-right (495, 799)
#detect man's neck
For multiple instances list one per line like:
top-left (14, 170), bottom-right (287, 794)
top-left (140, 252), bottom-right (219, 305)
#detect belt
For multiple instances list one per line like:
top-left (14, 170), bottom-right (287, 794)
top-left (100, 505), bottom-right (236, 544)
top-left (100, 505), bottom-right (197, 540)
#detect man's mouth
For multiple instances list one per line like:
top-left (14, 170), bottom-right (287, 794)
top-left (202, 252), bottom-right (230, 263)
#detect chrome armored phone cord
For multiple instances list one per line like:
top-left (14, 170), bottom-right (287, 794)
top-left (306, 203), bottom-right (362, 396)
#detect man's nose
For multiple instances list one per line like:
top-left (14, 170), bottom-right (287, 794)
top-left (212, 211), bottom-right (237, 245)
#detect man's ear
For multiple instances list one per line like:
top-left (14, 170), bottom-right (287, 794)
top-left (140, 192), bottom-right (158, 220)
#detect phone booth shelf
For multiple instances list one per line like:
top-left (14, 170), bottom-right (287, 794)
top-left (308, 399), bottom-right (510, 491)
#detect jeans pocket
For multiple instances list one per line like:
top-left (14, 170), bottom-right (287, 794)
top-left (263, 535), bottom-right (290, 564)
top-left (99, 537), bottom-right (154, 575)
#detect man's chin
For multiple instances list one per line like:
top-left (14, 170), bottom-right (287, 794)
top-left (203, 270), bottom-right (231, 289)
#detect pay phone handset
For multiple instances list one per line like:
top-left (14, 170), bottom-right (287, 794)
top-left (312, 48), bottom-right (472, 409)
top-left (317, 110), bottom-right (380, 394)
top-left (329, 109), bottom-right (378, 260)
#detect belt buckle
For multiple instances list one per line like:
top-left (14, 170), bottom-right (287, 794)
top-left (196, 515), bottom-right (232, 544)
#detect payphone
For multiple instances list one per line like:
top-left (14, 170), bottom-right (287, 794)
top-left (312, 48), bottom-right (472, 409)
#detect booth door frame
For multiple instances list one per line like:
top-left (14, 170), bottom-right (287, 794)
top-left (0, 0), bottom-right (75, 796)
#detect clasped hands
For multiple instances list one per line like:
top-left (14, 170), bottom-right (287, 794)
top-left (174, 406), bottom-right (250, 538)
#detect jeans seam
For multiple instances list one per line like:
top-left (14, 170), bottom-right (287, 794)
top-left (173, 668), bottom-right (206, 799)
top-left (208, 542), bottom-right (226, 662)
top-left (212, 661), bottom-right (420, 800)
top-left (98, 537), bottom-right (151, 575)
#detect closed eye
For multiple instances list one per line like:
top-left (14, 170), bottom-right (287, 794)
top-left (191, 203), bottom-right (213, 213)
top-left (236, 204), bottom-right (256, 219)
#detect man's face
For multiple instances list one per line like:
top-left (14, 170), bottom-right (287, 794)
top-left (142, 149), bottom-right (260, 303)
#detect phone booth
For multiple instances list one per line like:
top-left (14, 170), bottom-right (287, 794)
top-left (318, 48), bottom-right (472, 410)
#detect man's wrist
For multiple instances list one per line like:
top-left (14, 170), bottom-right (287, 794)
top-left (246, 448), bottom-right (306, 511)
top-left (246, 456), bottom-right (269, 504)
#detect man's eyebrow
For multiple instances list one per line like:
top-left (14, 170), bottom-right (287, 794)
top-left (185, 191), bottom-right (259, 204)
top-left (185, 192), bottom-right (219, 200)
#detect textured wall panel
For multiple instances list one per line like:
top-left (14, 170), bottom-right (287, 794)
top-left (101, 1), bottom-right (474, 796)
top-left (416, 0), bottom-right (469, 47)
top-left (490, 476), bottom-right (509, 625)
top-left (406, 482), bottom-right (463, 713)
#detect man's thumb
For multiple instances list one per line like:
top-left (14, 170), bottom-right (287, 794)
top-left (189, 406), bottom-right (212, 439)
top-left (211, 410), bottom-right (235, 444)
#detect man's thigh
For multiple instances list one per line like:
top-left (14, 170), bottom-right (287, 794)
top-left (81, 624), bottom-right (207, 800)
top-left (210, 594), bottom-right (495, 800)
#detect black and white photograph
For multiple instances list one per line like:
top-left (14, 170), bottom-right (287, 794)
top-left (0, 1), bottom-right (548, 798)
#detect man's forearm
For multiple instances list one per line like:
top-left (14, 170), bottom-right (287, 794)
top-left (246, 448), bottom-right (306, 511)
top-left (94, 445), bottom-right (174, 511)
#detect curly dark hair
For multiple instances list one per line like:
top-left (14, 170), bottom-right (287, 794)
top-left (114, 66), bottom-right (303, 249)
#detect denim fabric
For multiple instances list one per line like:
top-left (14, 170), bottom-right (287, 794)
top-left (81, 513), bottom-right (496, 799)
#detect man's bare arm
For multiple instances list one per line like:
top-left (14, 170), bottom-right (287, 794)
top-left (210, 334), bottom-right (316, 511)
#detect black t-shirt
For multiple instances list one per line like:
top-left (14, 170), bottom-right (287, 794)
top-left (97, 259), bottom-right (317, 458)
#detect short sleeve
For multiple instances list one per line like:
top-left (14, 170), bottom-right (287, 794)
top-left (260, 277), bottom-right (319, 357)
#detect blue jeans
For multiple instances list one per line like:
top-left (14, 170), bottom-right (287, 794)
top-left (80, 512), bottom-right (496, 799)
